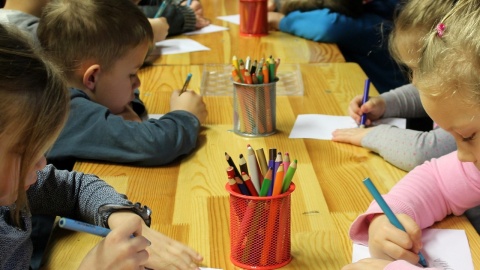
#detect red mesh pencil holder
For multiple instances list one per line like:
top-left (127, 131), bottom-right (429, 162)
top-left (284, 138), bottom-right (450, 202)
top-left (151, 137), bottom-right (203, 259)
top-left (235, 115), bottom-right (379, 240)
top-left (226, 183), bottom-right (295, 269)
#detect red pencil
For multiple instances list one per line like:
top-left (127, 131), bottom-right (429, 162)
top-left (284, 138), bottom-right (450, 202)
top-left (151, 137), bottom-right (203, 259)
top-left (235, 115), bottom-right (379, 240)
top-left (241, 172), bottom-right (259, 196)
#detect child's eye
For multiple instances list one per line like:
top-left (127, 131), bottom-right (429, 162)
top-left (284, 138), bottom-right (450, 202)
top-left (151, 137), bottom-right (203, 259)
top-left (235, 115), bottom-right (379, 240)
top-left (462, 133), bottom-right (476, 142)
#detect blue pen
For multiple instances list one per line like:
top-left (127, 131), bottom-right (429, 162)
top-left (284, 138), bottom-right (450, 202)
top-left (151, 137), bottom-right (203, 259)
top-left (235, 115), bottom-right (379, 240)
top-left (359, 78), bottom-right (370, 128)
top-left (59, 217), bottom-right (111, 237)
top-left (179, 73), bottom-right (192, 96)
top-left (153, 1), bottom-right (168, 18)
top-left (363, 178), bottom-right (428, 268)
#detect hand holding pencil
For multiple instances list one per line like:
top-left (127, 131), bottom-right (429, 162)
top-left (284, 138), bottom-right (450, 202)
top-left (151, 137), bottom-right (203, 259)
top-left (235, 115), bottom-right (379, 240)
top-left (170, 76), bottom-right (207, 124)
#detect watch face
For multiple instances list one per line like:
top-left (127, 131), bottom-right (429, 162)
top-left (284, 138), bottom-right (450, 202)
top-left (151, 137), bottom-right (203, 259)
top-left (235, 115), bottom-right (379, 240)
top-left (98, 203), bottom-right (152, 227)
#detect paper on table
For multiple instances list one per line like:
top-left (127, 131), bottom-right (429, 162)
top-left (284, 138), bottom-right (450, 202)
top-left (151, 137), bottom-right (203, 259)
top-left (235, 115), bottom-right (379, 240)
top-left (155, 39), bottom-right (210, 55)
top-left (148, 114), bottom-right (164, 119)
top-left (288, 114), bottom-right (406, 140)
top-left (217, 14), bottom-right (240, 25)
top-left (352, 229), bottom-right (474, 270)
top-left (184, 24), bottom-right (229, 35)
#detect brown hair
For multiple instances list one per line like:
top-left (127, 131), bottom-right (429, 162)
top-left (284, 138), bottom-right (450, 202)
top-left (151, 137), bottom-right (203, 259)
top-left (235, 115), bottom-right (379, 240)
top-left (37, 0), bottom-right (154, 81)
top-left (279, 0), bottom-right (363, 18)
top-left (0, 24), bottom-right (69, 225)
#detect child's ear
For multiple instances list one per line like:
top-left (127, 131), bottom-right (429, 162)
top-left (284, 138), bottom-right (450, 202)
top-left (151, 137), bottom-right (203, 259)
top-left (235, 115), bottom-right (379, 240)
top-left (83, 64), bottom-right (101, 91)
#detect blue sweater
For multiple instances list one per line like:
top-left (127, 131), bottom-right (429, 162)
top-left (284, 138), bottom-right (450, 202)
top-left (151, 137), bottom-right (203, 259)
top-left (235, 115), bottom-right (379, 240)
top-left (46, 88), bottom-right (201, 170)
top-left (279, 2), bottom-right (407, 93)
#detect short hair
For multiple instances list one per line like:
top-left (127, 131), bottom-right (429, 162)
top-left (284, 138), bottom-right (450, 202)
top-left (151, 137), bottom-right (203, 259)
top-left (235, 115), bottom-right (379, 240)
top-left (416, 0), bottom-right (480, 102)
top-left (0, 24), bottom-right (69, 225)
top-left (37, 0), bottom-right (154, 81)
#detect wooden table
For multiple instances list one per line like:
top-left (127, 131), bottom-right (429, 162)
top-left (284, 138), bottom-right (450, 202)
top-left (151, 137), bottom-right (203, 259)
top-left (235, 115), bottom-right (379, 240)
top-left (41, 63), bottom-right (480, 269)
top-left (150, 0), bottom-right (344, 65)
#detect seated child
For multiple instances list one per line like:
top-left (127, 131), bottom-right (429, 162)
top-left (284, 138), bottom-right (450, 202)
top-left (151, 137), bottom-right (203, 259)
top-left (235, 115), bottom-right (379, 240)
top-left (267, 0), bottom-right (408, 93)
top-left (0, 0), bottom-right (170, 42)
top-left (343, 1), bottom-right (480, 269)
top-left (331, 0), bottom-right (457, 172)
top-left (37, 0), bottom-right (208, 171)
top-left (0, 23), bottom-right (202, 270)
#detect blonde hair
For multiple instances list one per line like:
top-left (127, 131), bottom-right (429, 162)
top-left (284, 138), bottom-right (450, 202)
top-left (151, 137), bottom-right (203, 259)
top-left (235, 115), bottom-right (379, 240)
top-left (37, 0), bottom-right (154, 81)
top-left (389, 0), bottom-right (458, 75)
top-left (0, 24), bottom-right (69, 225)
top-left (280, 0), bottom-right (363, 18)
top-left (415, 0), bottom-right (480, 102)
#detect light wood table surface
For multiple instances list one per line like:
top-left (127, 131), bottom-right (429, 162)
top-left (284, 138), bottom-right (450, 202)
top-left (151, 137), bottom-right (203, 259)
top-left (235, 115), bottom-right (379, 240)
top-left (41, 63), bottom-right (480, 269)
top-left (150, 0), bottom-right (344, 65)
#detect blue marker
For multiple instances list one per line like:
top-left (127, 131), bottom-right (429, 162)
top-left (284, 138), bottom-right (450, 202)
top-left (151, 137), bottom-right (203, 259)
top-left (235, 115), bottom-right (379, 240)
top-left (59, 217), bottom-right (111, 237)
top-left (359, 78), bottom-right (370, 128)
top-left (363, 178), bottom-right (428, 268)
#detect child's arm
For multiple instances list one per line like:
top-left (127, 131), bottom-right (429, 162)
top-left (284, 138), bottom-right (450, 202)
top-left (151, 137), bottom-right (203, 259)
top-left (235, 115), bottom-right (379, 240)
top-left (277, 9), bottom-right (385, 43)
top-left (349, 151), bottom-right (480, 244)
top-left (148, 17), bottom-right (169, 42)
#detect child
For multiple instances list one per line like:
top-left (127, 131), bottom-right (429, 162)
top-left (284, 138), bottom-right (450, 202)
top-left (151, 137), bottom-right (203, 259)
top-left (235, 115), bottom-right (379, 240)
top-left (331, 0), bottom-right (458, 172)
top-left (0, 0), bottom-right (170, 42)
top-left (343, 1), bottom-right (480, 269)
top-left (137, 0), bottom-right (210, 36)
top-left (267, 0), bottom-right (408, 93)
top-left (37, 0), bottom-right (207, 171)
top-left (0, 23), bottom-right (202, 270)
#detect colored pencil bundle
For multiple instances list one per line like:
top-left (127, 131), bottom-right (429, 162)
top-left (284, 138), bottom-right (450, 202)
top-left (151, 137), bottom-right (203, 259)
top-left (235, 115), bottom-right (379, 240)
top-left (231, 55), bottom-right (280, 84)
top-left (225, 145), bottom-right (297, 197)
top-left (225, 145), bottom-right (297, 267)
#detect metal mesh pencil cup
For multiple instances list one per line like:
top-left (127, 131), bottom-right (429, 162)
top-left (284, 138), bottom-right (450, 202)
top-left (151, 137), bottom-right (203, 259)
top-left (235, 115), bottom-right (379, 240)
top-left (233, 79), bottom-right (277, 136)
top-left (226, 183), bottom-right (295, 269)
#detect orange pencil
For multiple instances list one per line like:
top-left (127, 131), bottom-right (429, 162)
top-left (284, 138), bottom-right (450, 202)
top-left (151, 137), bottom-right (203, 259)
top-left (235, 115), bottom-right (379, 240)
top-left (244, 71), bottom-right (253, 84)
top-left (260, 199), bottom-right (280, 265)
top-left (272, 164), bottom-right (284, 196)
top-left (231, 67), bottom-right (242, 83)
top-left (262, 61), bottom-right (269, 83)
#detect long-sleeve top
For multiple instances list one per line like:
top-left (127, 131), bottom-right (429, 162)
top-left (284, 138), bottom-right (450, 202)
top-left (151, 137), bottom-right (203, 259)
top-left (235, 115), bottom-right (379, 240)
top-left (278, 0), bottom-right (408, 93)
top-left (138, 0), bottom-right (196, 36)
top-left (46, 88), bottom-right (201, 170)
top-left (0, 9), bottom-right (38, 40)
top-left (349, 151), bottom-right (480, 269)
top-left (0, 165), bottom-right (130, 270)
top-left (361, 84), bottom-right (457, 171)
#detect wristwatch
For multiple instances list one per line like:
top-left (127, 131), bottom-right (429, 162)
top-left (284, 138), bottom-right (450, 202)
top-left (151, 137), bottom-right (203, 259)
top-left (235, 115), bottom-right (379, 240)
top-left (98, 202), bottom-right (152, 228)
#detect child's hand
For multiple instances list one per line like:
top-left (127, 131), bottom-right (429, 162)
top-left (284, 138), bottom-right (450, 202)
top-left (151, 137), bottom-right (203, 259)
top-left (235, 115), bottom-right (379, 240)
top-left (368, 214), bottom-right (424, 265)
top-left (118, 103), bottom-right (143, 122)
top-left (142, 225), bottom-right (204, 269)
top-left (331, 126), bottom-right (374, 146)
top-left (268, 12), bottom-right (284, 30)
top-left (342, 258), bottom-right (392, 270)
top-left (79, 214), bottom-right (150, 270)
top-left (348, 95), bottom-right (386, 126)
top-left (170, 90), bottom-right (207, 124)
top-left (148, 17), bottom-right (170, 42)
top-left (185, 0), bottom-right (210, 29)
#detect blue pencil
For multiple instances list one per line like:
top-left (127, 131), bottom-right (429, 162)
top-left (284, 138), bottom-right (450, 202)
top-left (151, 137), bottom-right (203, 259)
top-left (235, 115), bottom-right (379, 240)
top-left (153, 1), bottom-right (168, 18)
top-left (363, 178), bottom-right (428, 268)
top-left (59, 217), bottom-right (111, 237)
top-left (359, 78), bottom-right (370, 128)
top-left (187, 0), bottom-right (192, 6)
top-left (179, 73), bottom-right (192, 96)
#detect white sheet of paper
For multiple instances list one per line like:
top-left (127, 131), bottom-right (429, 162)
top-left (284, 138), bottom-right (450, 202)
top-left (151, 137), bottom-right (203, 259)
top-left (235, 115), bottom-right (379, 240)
top-left (155, 39), bottom-right (210, 55)
top-left (148, 114), bottom-right (164, 119)
top-left (184, 24), bottom-right (229, 35)
top-left (217, 14), bottom-right (240, 25)
top-left (352, 229), bottom-right (474, 270)
top-left (288, 114), bottom-right (406, 140)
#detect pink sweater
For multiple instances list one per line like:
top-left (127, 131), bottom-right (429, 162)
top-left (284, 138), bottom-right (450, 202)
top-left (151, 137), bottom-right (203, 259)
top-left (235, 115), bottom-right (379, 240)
top-left (349, 151), bottom-right (480, 269)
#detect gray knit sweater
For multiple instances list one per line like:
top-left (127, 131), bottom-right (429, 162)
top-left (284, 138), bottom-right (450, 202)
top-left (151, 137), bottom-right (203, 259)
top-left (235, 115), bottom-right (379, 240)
top-left (361, 84), bottom-right (456, 171)
top-left (0, 165), bottom-right (130, 269)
